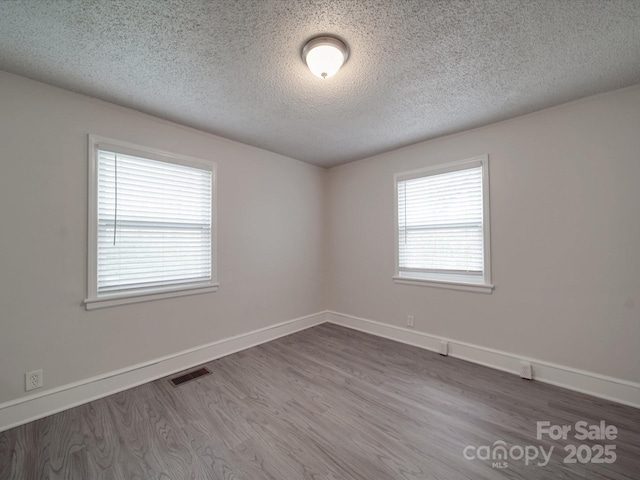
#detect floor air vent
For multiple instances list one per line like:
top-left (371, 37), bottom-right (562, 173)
top-left (169, 367), bottom-right (211, 387)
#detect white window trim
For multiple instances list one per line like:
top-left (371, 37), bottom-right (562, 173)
top-left (85, 135), bottom-right (218, 310)
top-left (393, 155), bottom-right (494, 294)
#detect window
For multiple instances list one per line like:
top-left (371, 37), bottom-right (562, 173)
top-left (85, 135), bottom-right (217, 310)
top-left (394, 155), bottom-right (492, 293)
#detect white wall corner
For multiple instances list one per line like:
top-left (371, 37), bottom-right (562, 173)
top-left (0, 311), bottom-right (329, 433)
top-left (327, 311), bottom-right (640, 409)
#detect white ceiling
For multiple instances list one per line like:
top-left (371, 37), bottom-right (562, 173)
top-left (1, 1), bottom-right (639, 167)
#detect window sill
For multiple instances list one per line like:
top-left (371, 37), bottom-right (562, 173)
top-left (393, 276), bottom-right (493, 294)
top-left (84, 284), bottom-right (219, 310)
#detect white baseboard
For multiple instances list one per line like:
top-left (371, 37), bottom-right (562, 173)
top-left (3, 309), bottom-right (637, 433)
top-left (327, 311), bottom-right (640, 409)
top-left (0, 311), bottom-right (328, 433)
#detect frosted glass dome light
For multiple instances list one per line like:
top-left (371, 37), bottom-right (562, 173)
top-left (303, 36), bottom-right (349, 79)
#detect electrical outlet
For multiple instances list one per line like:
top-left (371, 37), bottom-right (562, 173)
top-left (520, 361), bottom-right (533, 380)
top-left (439, 340), bottom-right (449, 356)
top-left (406, 315), bottom-right (414, 328)
top-left (25, 369), bottom-right (43, 391)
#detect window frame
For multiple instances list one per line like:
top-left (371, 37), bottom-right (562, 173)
top-left (85, 135), bottom-right (218, 310)
top-left (393, 155), bottom-right (493, 294)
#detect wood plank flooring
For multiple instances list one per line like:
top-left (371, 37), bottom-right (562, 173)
top-left (1, 323), bottom-right (639, 479)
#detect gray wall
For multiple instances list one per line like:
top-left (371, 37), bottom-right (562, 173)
top-left (0, 71), bottom-right (326, 404)
top-left (326, 86), bottom-right (640, 383)
top-left (1, 69), bottom-right (638, 409)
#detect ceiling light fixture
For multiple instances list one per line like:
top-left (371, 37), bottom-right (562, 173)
top-left (302, 36), bottom-right (349, 79)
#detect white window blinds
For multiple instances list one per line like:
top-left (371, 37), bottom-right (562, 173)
top-left (97, 148), bottom-right (212, 296)
top-left (397, 163), bottom-right (484, 278)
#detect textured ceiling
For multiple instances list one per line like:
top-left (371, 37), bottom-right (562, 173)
top-left (0, 1), bottom-right (639, 167)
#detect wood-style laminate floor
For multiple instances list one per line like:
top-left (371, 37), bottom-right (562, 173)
top-left (1, 324), bottom-right (639, 479)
